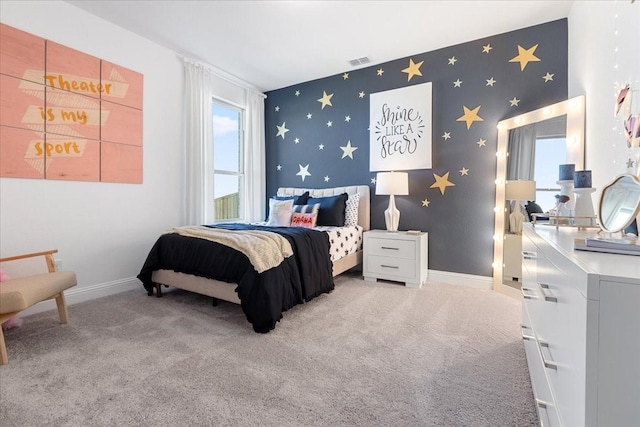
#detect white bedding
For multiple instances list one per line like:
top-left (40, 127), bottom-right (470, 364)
top-left (316, 225), bottom-right (363, 262)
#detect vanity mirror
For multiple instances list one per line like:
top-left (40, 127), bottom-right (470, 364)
top-left (599, 173), bottom-right (640, 233)
top-left (492, 96), bottom-right (586, 296)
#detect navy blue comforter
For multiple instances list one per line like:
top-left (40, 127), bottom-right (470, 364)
top-left (137, 224), bottom-right (334, 333)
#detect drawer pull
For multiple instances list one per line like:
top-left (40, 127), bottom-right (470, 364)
top-left (521, 325), bottom-right (534, 341)
top-left (539, 283), bottom-right (558, 303)
top-left (539, 341), bottom-right (558, 370)
top-left (535, 399), bottom-right (552, 427)
top-left (380, 265), bottom-right (399, 269)
top-left (380, 246), bottom-right (399, 250)
top-left (521, 287), bottom-right (538, 299)
top-left (522, 250), bottom-right (537, 260)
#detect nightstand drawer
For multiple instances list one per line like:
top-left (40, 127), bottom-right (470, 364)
top-left (366, 255), bottom-right (416, 280)
top-left (365, 237), bottom-right (416, 259)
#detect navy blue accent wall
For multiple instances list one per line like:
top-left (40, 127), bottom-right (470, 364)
top-left (265, 20), bottom-right (567, 277)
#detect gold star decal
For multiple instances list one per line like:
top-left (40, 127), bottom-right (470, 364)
top-left (430, 172), bottom-right (455, 195)
top-left (482, 44), bottom-right (492, 53)
top-left (456, 105), bottom-right (484, 129)
top-left (276, 122), bottom-right (289, 139)
top-left (509, 44), bottom-right (541, 71)
top-left (543, 72), bottom-right (554, 82)
top-left (422, 199), bottom-right (430, 207)
top-left (402, 58), bottom-right (424, 81)
top-left (317, 91), bottom-right (334, 109)
top-left (377, 68), bottom-right (384, 76)
top-left (459, 167), bottom-right (469, 176)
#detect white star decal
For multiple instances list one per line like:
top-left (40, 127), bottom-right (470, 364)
top-left (275, 106), bottom-right (280, 112)
top-left (276, 122), bottom-right (289, 139)
top-left (477, 138), bottom-right (487, 147)
top-left (448, 56), bottom-right (457, 65)
top-left (459, 167), bottom-right (469, 176)
top-left (326, 121), bottom-right (333, 127)
top-left (307, 113), bottom-right (312, 119)
top-left (324, 176), bottom-right (330, 182)
top-left (371, 177), bottom-right (377, 184)
top-left (343, 73), bottom-right (349, 80)
top-left (340, 140), bottom-right (358, 159)
top-left (318, 144), bottom-right (324, 150)
top-left (359, 91), bottom-right (365, 98)
top-left (510, 97), bottom-right (520, 107)
top-left (377, 68), bottom-right (384, 76)
top-left (277, 164), bottom-right (282, 171)
top-left (486, 77), bottom-right (496, 86)
top-left (543, 72), bottom-right (554, 82)
top-left (295, 90), bottom-right (300, 96)
top-left (294, 137), bottom-right (300, 144)
top-left (482, 44), bottom-right (492, 53)
top-left (422, 199), bottom-right (430, 207)
top-left (442, 132), bottom-right (451, 140)
top-left (296, 164), bottom-right (311, 181)
top-left (345, 115), bottom-right (351, 122)
top-left (453, 79), bottom-right (462, 88)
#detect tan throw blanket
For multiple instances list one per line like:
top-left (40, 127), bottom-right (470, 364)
top-left (169, 226), bottom-right (293, 273)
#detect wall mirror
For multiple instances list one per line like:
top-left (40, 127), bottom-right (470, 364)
top-left (492, 96), bottom-right (586, 296)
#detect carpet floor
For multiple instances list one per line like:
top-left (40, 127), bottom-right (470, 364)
top-left (0, 272), bottom-right (538, 426)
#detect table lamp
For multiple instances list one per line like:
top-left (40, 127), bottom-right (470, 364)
top-left (506, 180), bottom-right (536, 234)
top-left (376, 171), bottom-right (409, 231)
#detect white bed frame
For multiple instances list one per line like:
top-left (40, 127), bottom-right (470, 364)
top-left (151, 185), bottom-right (370, 304)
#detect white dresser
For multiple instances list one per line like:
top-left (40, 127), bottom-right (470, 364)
top-left (362, 230), bottom-right (428, 288)
top-left (521, 224), bottom-right (640, 427)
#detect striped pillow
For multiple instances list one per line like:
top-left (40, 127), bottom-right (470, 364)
top-left (290, 203), bottom-right (320, 228)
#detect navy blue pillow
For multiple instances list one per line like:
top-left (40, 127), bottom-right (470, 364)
top-left (307, 193), bottom-right (348, 226)
top-left (273, 191), bottom-right (309, 205)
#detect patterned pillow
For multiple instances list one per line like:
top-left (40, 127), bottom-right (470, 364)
top-left (291, 203), bottom-right (320, 228)
top-left (266, 198), bottom-right (294, 226)
top-left (344, 193), bottom-right (360, 227)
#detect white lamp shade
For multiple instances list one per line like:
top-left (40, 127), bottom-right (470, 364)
top-left (505, 180), bottom-right (536, 201)
top-left (376, 172), bottom-right (409, 196)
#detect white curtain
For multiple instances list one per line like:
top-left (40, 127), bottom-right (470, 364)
top-left (244, 90), bottom-right (266, 222)
top-left (182, 59), bottom-right (214, 225)
top-left (506, 124), bottom-right (536, 181)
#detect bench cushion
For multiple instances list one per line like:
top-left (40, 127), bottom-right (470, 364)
top-left (0, 271), bottom-right (77, 314)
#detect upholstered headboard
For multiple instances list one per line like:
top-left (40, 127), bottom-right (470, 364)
top-left (276, 185), bottom-right (371, 231)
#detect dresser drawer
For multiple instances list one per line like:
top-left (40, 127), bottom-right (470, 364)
top-left (365, 237), bottom-right (416, 259)
top-left (365, 255), bottom-right (416, 280)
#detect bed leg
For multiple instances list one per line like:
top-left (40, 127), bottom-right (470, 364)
top-left (155, 283), bottom-right (163, 297)
top-left (212, 297), bottom-right (219, 307)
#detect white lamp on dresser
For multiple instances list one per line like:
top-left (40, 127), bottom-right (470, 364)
top-left (376, 171), bottom-right (408, 232)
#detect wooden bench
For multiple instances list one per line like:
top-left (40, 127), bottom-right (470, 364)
top-left (0, 250), bottom-right (77, 365)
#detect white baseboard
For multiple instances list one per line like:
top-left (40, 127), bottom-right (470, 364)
top-left (427, 269), bottom-right (492, 290)
top-left (18, 277), bottom-right (140, 318)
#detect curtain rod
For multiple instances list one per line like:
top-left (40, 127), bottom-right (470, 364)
top-left (178, 54), bottom-right (266, 99)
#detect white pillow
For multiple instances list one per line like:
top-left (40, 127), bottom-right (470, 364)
top-left (344, 193), bottom-right (360, 227)
top-left (266, 198), bottom-right (294, 226)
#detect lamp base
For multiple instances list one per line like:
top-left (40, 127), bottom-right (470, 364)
top-left (384, 195), bottom-right (400, 231)
top-left (509, 206), bottom-right (524, 234)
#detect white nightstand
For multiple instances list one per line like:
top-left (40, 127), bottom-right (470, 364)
top-left (362, 230), bottom-right (428, 288)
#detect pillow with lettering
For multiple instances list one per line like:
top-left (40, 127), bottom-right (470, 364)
top-left (290, 203), bottom-right (320, 228)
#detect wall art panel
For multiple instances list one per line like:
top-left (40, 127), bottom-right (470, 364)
top-left (0, 23), bottom-right (143, 183)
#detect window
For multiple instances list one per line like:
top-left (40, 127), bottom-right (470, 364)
top-left (533, 136), bottom-right (567, 211)
top-left (210, 101), bottom-right (244, 222)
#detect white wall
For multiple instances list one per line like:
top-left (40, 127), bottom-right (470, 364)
top-left (568, 0), bottom-right (640, 196)
top-left (0, 1), bottom-right (183, 305)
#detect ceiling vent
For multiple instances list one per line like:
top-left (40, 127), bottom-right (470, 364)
top-left (349, 57), bottom-right (370, 67)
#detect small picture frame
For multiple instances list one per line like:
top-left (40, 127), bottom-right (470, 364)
top-left (615, 84), bottom-right (631, 117)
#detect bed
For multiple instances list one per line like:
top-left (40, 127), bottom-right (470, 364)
top-left (137, 185), bottom-right (370, 333)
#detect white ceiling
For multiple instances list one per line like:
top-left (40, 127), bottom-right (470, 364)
top-left (65, 0), bottom-right (573, 92)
